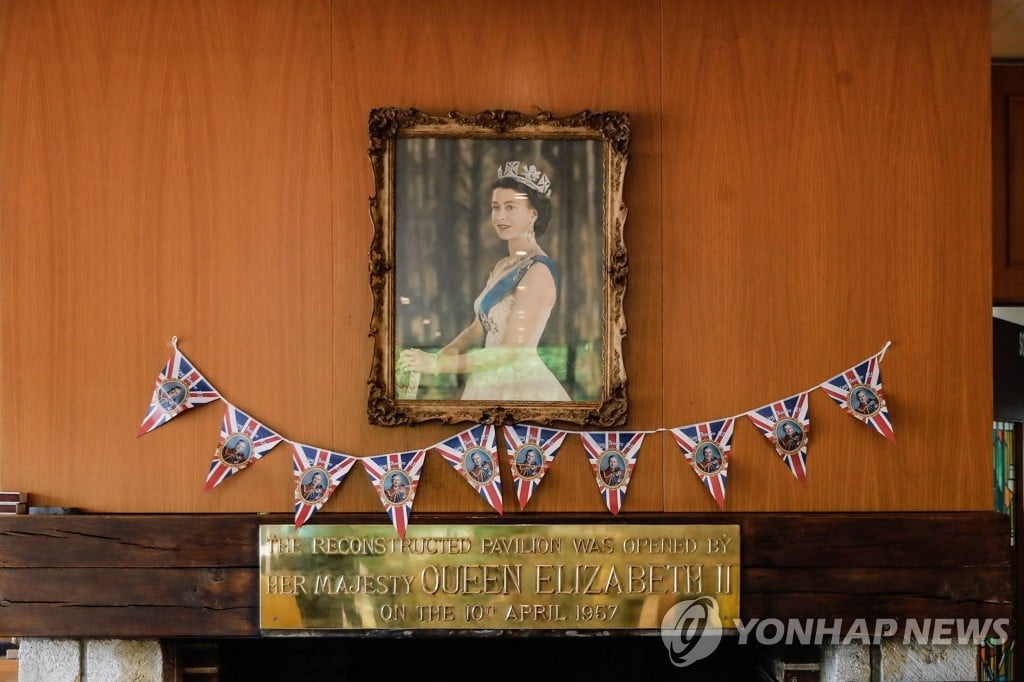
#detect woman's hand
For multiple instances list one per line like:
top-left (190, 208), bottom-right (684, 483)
top-left (398, 349), bottom-right (437, 374)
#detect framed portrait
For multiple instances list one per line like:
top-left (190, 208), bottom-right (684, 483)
top-left (366, 108), bottom-right (630, 427)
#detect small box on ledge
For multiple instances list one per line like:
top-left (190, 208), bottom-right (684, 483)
top-left (0, 493), bottom-right (27, 515)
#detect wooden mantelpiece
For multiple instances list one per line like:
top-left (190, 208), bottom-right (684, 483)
top-left (0, 513), bottom-right (1011, 638)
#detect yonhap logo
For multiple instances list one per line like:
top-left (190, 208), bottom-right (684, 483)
top-left (660, 596), bottom-right (724, 667)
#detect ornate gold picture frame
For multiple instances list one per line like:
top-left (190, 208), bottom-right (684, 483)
top-left (367, 108), bottom-right (629, 427)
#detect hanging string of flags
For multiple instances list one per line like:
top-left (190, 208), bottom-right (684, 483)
top-left (138, 337), bottom-right (894, 537)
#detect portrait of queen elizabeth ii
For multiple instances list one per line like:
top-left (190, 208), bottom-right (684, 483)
top-left (393, 138), bottom-right (605, 405)
top-left (367, 108), bottom-right (630, 427)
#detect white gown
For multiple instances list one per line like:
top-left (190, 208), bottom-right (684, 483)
top-left (460, 256), bottom-right (571, 402)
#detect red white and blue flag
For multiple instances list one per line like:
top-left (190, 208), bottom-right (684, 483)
top-left (435, 425), bottom-right (502, 514)
top-left (290, 443), bottom-right (358, 529)
top-left (502, 425), bottom-right (567, 510)
top-left (746, 393), bottom-right (811, 483)
top-left (137, 338), bottom-right (220, 437)
top-left (204, 404), bottom-right (283, 491)
top-left (580, 431), bottom-right (646, 515)
top-left (820, 353), bottom-right (894, 442)
top-left (362, 449), bottom-right (427, 539)
top-left (671, 418), bottom-right (735, 510)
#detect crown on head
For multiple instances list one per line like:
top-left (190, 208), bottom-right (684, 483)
top-left (496, 161), bottom-right (552, 197)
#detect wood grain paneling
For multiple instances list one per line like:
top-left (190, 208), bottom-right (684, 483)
top-left (661, 0), bottom-right (991, 511)
top-left (0, 0), bottom-right (992, 513)
top-left (329, 0), bottom-right (663, 514)
top-left (0, 0), bottom-right (334, 512)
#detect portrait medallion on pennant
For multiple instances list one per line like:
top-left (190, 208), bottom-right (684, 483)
top-left (514, 445), bottom-right (544, 480)
top-left (774, 419), bottom-right (805, 454)
top-left (157, 380), bottom-right (188, 412)
top-left (849, 384), bottom-right (882, 418)
top-left (599, 450), bottom-right (627, 488)
top-left (463, 447), bottom-right (496, 486)
top-left (219, 434), bottom-right (253, 467)
top-left (298, 467), bottom-right (330, 504)
top-left (382, 469), bottom-right (412, 506)
top-left (694, 442), bottom-right (725, 475)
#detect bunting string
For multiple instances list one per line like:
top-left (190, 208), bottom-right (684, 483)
top-left (138, 337), bottom-right (895, 536)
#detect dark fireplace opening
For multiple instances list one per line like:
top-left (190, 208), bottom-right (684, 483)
top-left (176, 635), bottom-right (785, 682)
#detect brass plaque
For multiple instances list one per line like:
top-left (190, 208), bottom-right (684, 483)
top-left (260, 524), bottom-right (739, 631)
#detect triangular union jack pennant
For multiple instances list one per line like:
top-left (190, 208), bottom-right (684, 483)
top-left (819, 352), bottom-right (894, 442)
top-left (579, 431), bottom-right (645, 515)
top-left (435, 425), bottom-right (503, 514)
top-left (291, 443), bottom-right (358, 529)
top-left (363, 449), bottom-right (427, 539)
top-left (137, 337), bottom-right (220, 437)
top-left (204, 404), bottom-right (283, 491)
top-left (671, 419), bottom-right (735, 510)
top-left (746, 393), bottom-right (811, 483)
top-left (502, 425), bottom-right (568, 510)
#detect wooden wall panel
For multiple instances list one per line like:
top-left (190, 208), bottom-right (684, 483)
top-left (0, 0), bottom-right (334, 511)
top-left (661, 0), bottom-right (991, 511)
top-left (0, 0), bottom-right (992, 513)
top-left (328, 0), bottom-right (663, 514)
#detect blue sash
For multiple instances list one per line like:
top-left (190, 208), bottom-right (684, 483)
top-left (479, 256), bottom-right (559, 318)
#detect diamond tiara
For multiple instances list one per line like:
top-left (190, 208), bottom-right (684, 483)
top-left (496, 161), bottom-right (552, 197)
